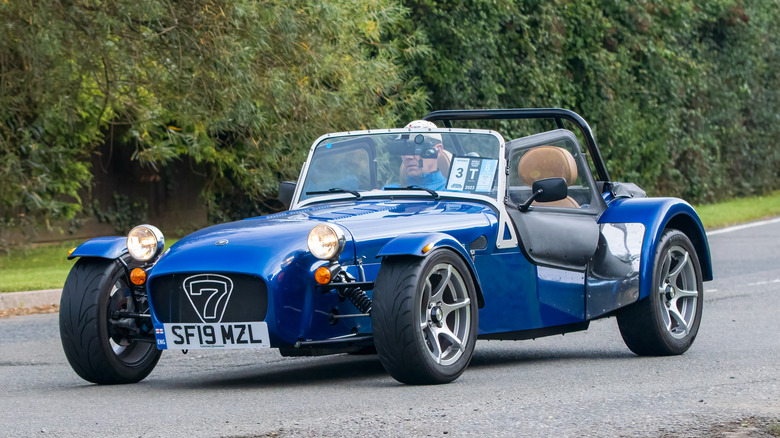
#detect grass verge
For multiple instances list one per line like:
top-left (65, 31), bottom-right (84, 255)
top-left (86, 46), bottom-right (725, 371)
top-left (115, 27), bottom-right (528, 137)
top-left (0, 239), bottom-right (177, 293)
top-left (1, 190), bottom-right (779, 293)
top-left (0, 241), bottom-right (81, 293)
top-left (694, 189), bottom-right (780, 230)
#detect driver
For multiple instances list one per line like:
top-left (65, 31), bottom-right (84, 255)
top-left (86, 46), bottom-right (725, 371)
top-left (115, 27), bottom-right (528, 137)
top-left (399, 120), bottom-right (449, 191)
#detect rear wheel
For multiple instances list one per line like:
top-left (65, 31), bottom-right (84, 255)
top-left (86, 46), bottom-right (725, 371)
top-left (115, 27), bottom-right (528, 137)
top-left (372, 250), bottom-right (478, 384)
top-left (59, 257), bottom-right (161, 384)
top-left (617, 229), bottom-right (703, 355)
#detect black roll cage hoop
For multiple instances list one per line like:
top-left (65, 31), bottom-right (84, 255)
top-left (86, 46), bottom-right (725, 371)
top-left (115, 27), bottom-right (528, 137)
top-left (423, 108), bottom-right (611, 184)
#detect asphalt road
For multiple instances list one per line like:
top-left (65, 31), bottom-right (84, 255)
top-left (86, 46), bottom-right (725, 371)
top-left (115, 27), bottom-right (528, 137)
top-left (1, 219), bottom-right (779, 437)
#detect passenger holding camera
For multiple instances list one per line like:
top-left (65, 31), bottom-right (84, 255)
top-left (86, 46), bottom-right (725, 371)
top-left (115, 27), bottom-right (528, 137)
top-left (398, 120), bottom-right (450, 191)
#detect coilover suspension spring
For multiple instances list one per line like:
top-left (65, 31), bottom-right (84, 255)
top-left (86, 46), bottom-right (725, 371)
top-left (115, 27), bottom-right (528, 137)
top-left (340, 287), bottom-right (372, 314)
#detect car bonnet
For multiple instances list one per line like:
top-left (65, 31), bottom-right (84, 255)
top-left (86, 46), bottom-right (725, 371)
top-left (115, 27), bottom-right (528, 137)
top-left (148, 199), bottom-right (495, 279)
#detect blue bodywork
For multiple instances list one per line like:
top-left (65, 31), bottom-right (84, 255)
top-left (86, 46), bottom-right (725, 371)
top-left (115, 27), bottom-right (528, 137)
top-left (68, 236), bottom-right (127, 260)
top-left (70, 194), bottom-right (712, 349)
top-left (67, 117), bottom-right (713, 354)
top-left (59, 111), bottom-right (715, 388)
top-left (598, 196), bottom-right (713, 298)
top-left (148, 199), bottom-right (496, 346)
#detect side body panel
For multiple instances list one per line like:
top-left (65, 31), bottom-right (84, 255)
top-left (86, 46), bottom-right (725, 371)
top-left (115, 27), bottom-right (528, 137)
top-left (474, 251), bottom-right (586, 334)
top-left (597, 197), bottom-right (713, 303)
top-left (586, 223), bottom-right (644, 319)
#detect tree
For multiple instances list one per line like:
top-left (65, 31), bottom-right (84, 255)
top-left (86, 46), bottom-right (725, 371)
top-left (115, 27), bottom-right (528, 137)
top-left (0, 0), bottom-right (426, 242)
top-left (393, 0), bottom-right (780, 201)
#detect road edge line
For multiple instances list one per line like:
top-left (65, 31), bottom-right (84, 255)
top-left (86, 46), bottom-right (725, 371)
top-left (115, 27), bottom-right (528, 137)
top-left (707, 216), bottom-right (780, 236)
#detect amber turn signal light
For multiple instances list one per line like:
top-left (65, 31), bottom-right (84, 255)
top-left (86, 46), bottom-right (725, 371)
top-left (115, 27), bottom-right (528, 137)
top-left (130, 268), bottom-right (147, 285)
top-left (314, 266), bottom-right (332, 284)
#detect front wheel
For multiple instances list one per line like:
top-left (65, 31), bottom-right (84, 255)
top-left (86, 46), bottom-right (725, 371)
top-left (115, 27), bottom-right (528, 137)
top-left (372, 250), bottom-right (478, 384)
top-left (59, 257), bottom-right (161, 384)
top-left (617, 229), bottom-right (703, 356)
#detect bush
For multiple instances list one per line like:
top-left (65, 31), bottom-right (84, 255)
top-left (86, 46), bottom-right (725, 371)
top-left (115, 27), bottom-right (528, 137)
top-left (0, 0), bottom-right (426, 237)
top-left (1, 0), bottom-right (778, 245)
top-left (394, 0), bottom-right (780, 201)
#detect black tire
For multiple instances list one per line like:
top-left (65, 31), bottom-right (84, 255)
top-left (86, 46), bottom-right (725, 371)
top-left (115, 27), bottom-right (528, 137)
top-left (59, 257), bottom-right (161, 384)
top-left (617, 229), bottom-right (703, 356)
top-left (372, 250), bottom-right (478, 384)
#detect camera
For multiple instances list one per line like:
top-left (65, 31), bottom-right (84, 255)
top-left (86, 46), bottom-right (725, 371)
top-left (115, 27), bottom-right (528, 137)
top-left (388, 134), bottom-right (439, 158)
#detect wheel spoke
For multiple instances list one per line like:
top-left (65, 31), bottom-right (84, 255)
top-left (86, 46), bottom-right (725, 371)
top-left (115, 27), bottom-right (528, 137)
top-left (110, 341), bottom-right (127, 355)
top-left (675, 288), bottom-right (698, 298)
top-left (427, 326), bottom-right (444, 364)
top-left (662, 310), bottom-right (672, 332)
top-left (667, 252), bottom-right (689, 283)
top-left (438, 326), bottom-right (464, 352)
top-left (669, 306), bottom-right (690, 335)
top-left (441, 297), bottom-right (470, 319)
top-left (662, 250), bottom-right (673, 278)
top-left (430, 265), bottom-right (451, 303)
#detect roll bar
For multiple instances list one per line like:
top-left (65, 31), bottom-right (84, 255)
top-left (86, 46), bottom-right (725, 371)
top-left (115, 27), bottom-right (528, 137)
top-left (423, 108), bottom-right (610, 183)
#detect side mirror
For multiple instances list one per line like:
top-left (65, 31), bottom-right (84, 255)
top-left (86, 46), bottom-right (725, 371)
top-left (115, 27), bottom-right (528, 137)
top-left (278, 181), bottom-right (297, 209)
top-left (517, 177), bottom-right (568, 212)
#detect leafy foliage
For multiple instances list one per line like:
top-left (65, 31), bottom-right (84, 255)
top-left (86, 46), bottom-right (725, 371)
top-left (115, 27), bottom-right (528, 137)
top-left (1, 0), bottom-right (778, 244)
top-left (92, 193), bottom-right (148, 235)
top-left (394, 0), bottom-right (780, 201)
top-left (0, 0), bottom-right (426, 237)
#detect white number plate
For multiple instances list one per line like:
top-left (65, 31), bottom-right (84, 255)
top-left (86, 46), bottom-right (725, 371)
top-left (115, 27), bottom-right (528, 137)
top-left (155, 322), bottom-right (270, 350)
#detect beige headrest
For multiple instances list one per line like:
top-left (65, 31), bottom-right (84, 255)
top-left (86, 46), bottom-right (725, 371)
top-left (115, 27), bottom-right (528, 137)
top-left (517, 146), bottom-right (578, 185)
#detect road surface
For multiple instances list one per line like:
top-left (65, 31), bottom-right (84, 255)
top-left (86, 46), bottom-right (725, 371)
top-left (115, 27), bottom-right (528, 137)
top-left (1, 219), bottom-right (778, 437)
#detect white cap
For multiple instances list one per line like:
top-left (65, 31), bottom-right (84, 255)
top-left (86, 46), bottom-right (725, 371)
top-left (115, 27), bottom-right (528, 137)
top-left (405, 120), bottom-right (442, 142)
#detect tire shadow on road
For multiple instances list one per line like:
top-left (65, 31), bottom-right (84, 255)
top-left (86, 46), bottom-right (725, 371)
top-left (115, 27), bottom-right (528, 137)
top-left (149, 345), bottom-right (637, 391)
top-left (468, 344), bottom-right (635, 369)
top-left (155, 354), bottom-right (389, 390)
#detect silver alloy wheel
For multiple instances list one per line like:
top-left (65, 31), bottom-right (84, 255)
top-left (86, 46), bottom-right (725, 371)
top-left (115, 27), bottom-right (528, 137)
top-left (419, 263), bottom-right (472, 366)
top-left (107, 281), bottom-right (153, 363)
top-left (108, 283), bottom-right (130, 355)
top-left (657, 245), bottom-right (698, 339)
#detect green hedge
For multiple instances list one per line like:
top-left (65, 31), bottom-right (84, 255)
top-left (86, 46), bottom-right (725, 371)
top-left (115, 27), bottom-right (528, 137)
top-left (0, 0), bottom-right (426, 241)
top-left (396, 0), bottom-right (780, 201)
top-left (1, 0), bottom-right (778, 244)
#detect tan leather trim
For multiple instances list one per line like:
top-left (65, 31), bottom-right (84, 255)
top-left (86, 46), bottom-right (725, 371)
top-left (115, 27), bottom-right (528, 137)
top-left (534, 197), bottom-right (579, 208)
top-left (517, 145), bottom-right (578, 185)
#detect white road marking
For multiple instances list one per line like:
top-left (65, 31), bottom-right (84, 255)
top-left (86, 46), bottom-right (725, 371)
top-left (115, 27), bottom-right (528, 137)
top-left (707, 216), bottom-right (780, 236)
top-left (705, 289), bottom-right (717, 293)
top-left (745, 279), bottom-right (780, 286)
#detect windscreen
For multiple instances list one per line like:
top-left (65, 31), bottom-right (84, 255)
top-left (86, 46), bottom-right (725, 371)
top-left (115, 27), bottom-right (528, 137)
top-left (298, 131), bottom-right (502, 203)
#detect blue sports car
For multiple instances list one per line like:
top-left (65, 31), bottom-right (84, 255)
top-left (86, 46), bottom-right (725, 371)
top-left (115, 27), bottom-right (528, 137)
top-left (60, 109), bottom-right (713, 385)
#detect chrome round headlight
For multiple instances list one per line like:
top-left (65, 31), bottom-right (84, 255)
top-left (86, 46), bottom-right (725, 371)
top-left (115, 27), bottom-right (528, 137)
top-left (307, 224), bottom-right (345, 261)
top-left (127, 225), bottom-right (165, 262)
